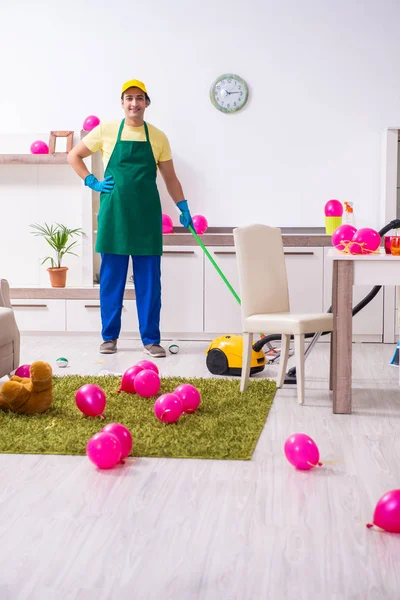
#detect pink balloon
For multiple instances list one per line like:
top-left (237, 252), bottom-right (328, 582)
top-left (119, 365), bottom-right (143, 393)
top-left (162, 214), bottom-right (174, 234)
top-left (368, 489), bottom-right (400, 533)
top-left (86, 432), bottom-right (122, 469)
top-left (324, 199), bottom-right (343, 217)
top-left (134, 369), bottom-right (161, 398)
top-left (154, 393), bottom-right (183, 423)
top-left (102, 423), bottom-right (132, 459)
top-left (135, 360), bottom-right (159, 375)
top-left (331, 224), bottom-right (357, 251)
top-left (83, 115), bottom-right (100, 131)
top-left (75, 384), bottom-right (106, 417)
top-left (349, 228), bottom-right (380, 255)
top-left (15, 364), bottom-right (31, 378)
top-left (192, 215), bottom-right (208, 235)
top-left (30, 140), bottom-right (49, 154)
top-left (284, 433), bottom-right (321, 470)
top-left (174, 383), bottom-right (201, 413)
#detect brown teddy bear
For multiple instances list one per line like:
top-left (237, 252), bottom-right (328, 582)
top-left (0, 361), bottom-right (53, 414)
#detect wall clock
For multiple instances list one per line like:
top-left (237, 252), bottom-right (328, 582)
top-left (210, 73), bottom-right (248, 114)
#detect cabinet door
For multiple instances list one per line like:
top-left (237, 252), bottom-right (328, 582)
top-left (204, 248), bottom-right (242, 334)
top-left (160, 247), bottom-right (203, 334)
top-left (11, 299), bottom-right (66, 332)
top-left (284, 248), bottom-right (324, 313)
top-left (323, 248), bottom-right (383, 340)
top-left (66, 299), bottom-right (138, 333)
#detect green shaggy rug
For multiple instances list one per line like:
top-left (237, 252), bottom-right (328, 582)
top-left (0, 375), bottom-right (276, 460)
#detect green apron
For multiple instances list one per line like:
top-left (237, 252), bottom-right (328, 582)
top-left (95, 120), bottom-right (162, 256)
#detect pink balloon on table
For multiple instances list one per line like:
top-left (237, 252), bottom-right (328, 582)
top-left (30, 140), bottom-right (49, 154)
top-left (75, 384), bottom-right (106, 417)
top-left (192, 215), bottom-right (208, 235)
top-left (86, 431), bottom-right (122, 469)
top-left (349, 228), bottom-right (380, 255)
top-left (367, 489), bottom-right (400, 533)
top-left (331, 224), bottom-right (357, 251)
top-left (134, 369), bottom-right (161, 398)
top-left (162, 214), bottom-right (174, 234)
top-left (135, 360), bottom-right (159, 375)
top-left (119, 365), bottom-right (143, 393)
top-left (284, 433), bottom-right (321, 470)
top-left (83, 115), bottom-right (100, 131)
top-left (174, 383), bottom-right (201, 413)
top-left (324, 199), bottom-right (343, 217)
top-left (154, 393), bottom-right (183, 423)
top-left (15, 364), bottom-right (31, 378)
top-left (102, 423), bottom-right (132, 459)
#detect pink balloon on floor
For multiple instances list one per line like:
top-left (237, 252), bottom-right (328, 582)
top-left (135, 360), bottom-right (159, 375)
top-left (324, 199), bottom-right (343, 217)
top-left (174, 383), bottom-right (201, 413)
top-left (15, 364), bottom-right (31, 378)
top-left (162, 214), bottom-right (174, 234)
top-left (87, 432), bottom-right (122, 469)
top-left (30, 140), bottom-right (49, 154)
top-left (284, 433), bottom-right (321, 470)
top-left (349, 228), bottom-right (380, 255)
top-left (331, 224), bottom-right (357, 251)
top-left (367, 489), bottom-right (400, 533)
top-left (134, 369), bottom-right (161, 397)
top-left (75, 384), bottom-right (106, 417)
top-left (83, 115), bottom-right (100, 131)
top-left (154, 393), bottom-right (183, 423)
top-left (102, 423), bottom-right (133, 459)
top-left (192, 215), bottom-right (208, 235)
top-left (119, 365), bottom-right (143, 393)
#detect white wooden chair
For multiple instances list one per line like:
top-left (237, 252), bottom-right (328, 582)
top-left (233, 224), bottom-right (334, 404)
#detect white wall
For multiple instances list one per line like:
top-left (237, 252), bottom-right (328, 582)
top-left (1, 0), bottom-right (400, 284)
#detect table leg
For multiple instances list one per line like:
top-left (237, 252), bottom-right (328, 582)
top-left (330, 260), bottom-right (338, 392)
top-left (333, 260), bottom-right (353, 414)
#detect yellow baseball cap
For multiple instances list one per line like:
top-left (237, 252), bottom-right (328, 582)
top-left (121, 79), bottom-right (147, 95)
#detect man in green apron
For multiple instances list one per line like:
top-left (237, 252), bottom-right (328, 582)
top-left (68, 79), bottom-right (193, 357)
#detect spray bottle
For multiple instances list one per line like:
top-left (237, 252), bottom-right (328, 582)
top-left (343, 202), bottom-right (355, 227)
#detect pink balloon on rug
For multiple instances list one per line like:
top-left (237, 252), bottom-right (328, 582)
top-left (75, 384), bottom-right (106, 417)
top-left (192, 215), bottom-right (208, 235)
top-left (174, 383), bottom-right (201, 413)
top-left (134, 369), bottom-right (161, 397)
top-left (154, 393), bottom-right (183, 423)
top-left (87, 432), bottom-right (122, 469)
top-left (324, 199), bottom-right (343, 217)
top-left (102, 423), bottom-right (133, 459)
top-left (83, 115), bottom-right (100, 131)
top-left (15, 364), bottom-right (31, 378)
top-left (119, 365), bottom-right (144, 393)
top-left (162, 214), bottom-right (174, 234)
top-left (284, 433), bottom-right (321, 470)
top-left (135, 360), bottom-right (159, 375)
top-left (349, 228), bottom-right (380, 255)
top-left (331, 224), bottom-right (357, 251)
top-left (30, 140), bottom-right (49, 154)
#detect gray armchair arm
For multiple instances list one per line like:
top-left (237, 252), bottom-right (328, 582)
top-left (0, 279), bottom-right (12, 309)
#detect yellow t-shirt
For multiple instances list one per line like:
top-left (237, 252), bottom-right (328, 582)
top-left (82, 120), bottom-right (172, 170)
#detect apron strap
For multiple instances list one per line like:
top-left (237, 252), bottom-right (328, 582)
top-left (117, 119), bottom-right (125, 142)
top-left (144, 122), bottom-right (150, 142)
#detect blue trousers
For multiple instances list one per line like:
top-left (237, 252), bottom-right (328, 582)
top-left (100, 254), bottom-right (161, 345)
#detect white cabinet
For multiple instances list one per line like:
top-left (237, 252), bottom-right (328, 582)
top-left (11, 299), bottom-right (66, 332)
top-left (323, 248), bottom-right (383, 341)
top-left (284, 247), bottom-right (324, 313)
top-left (204, 248), bottom-right (241, 334)
top-left (66, 299), bottom-right (138, 333)
top-left (160, 247), bottom-right (203, 334)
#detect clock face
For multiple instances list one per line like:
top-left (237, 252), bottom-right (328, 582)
top-left (210, 73), bottom-right (248, 113)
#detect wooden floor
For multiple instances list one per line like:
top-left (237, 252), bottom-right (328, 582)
top-left (1, 335), bottom-right (400, 600)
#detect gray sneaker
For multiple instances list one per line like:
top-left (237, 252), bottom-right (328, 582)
top-left (100, 339), bottom-right (117, 354)
top-left (144, 344), bottom-right (166, 358)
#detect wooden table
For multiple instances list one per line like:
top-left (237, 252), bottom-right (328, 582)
top-left (328, 248), bottom-right (400, 414)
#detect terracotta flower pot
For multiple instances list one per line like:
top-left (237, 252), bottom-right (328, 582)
top-left (47, 267), bottom-right (68, 288)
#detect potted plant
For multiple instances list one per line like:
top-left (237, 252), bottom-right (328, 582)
top-left (30, 223), bottom-right (84, 288)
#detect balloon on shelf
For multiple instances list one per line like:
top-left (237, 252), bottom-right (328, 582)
top-left (30, 140), bottom-right (49, 154)
top-left (162, 214), bottom-right (174, 234)
top-left (83, 115), bottom-right (100, 131)
top-left (192, 215), bottom-right (208, 235)
top-left (324, 199), bottom-right (343, 217)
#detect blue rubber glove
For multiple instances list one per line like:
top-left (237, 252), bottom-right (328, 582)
top-left (84, 174), bottom-right (115, 193)
top-left (176, 200), bottom-right (193, 229)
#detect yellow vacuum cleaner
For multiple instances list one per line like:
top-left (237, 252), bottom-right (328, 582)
top-left (206, 334), bottom-right (266, 376)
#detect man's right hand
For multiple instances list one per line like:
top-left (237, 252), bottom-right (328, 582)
top-left (84, 174), bottom-right (115, 193)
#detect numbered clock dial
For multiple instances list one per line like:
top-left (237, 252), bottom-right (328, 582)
top-left (210, 74), bottom-right (248, 113)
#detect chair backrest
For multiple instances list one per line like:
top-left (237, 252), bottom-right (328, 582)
top-left (0, 279), bottom-right (12, 309)
top-left (233, 224), bottom-right (290, 319)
